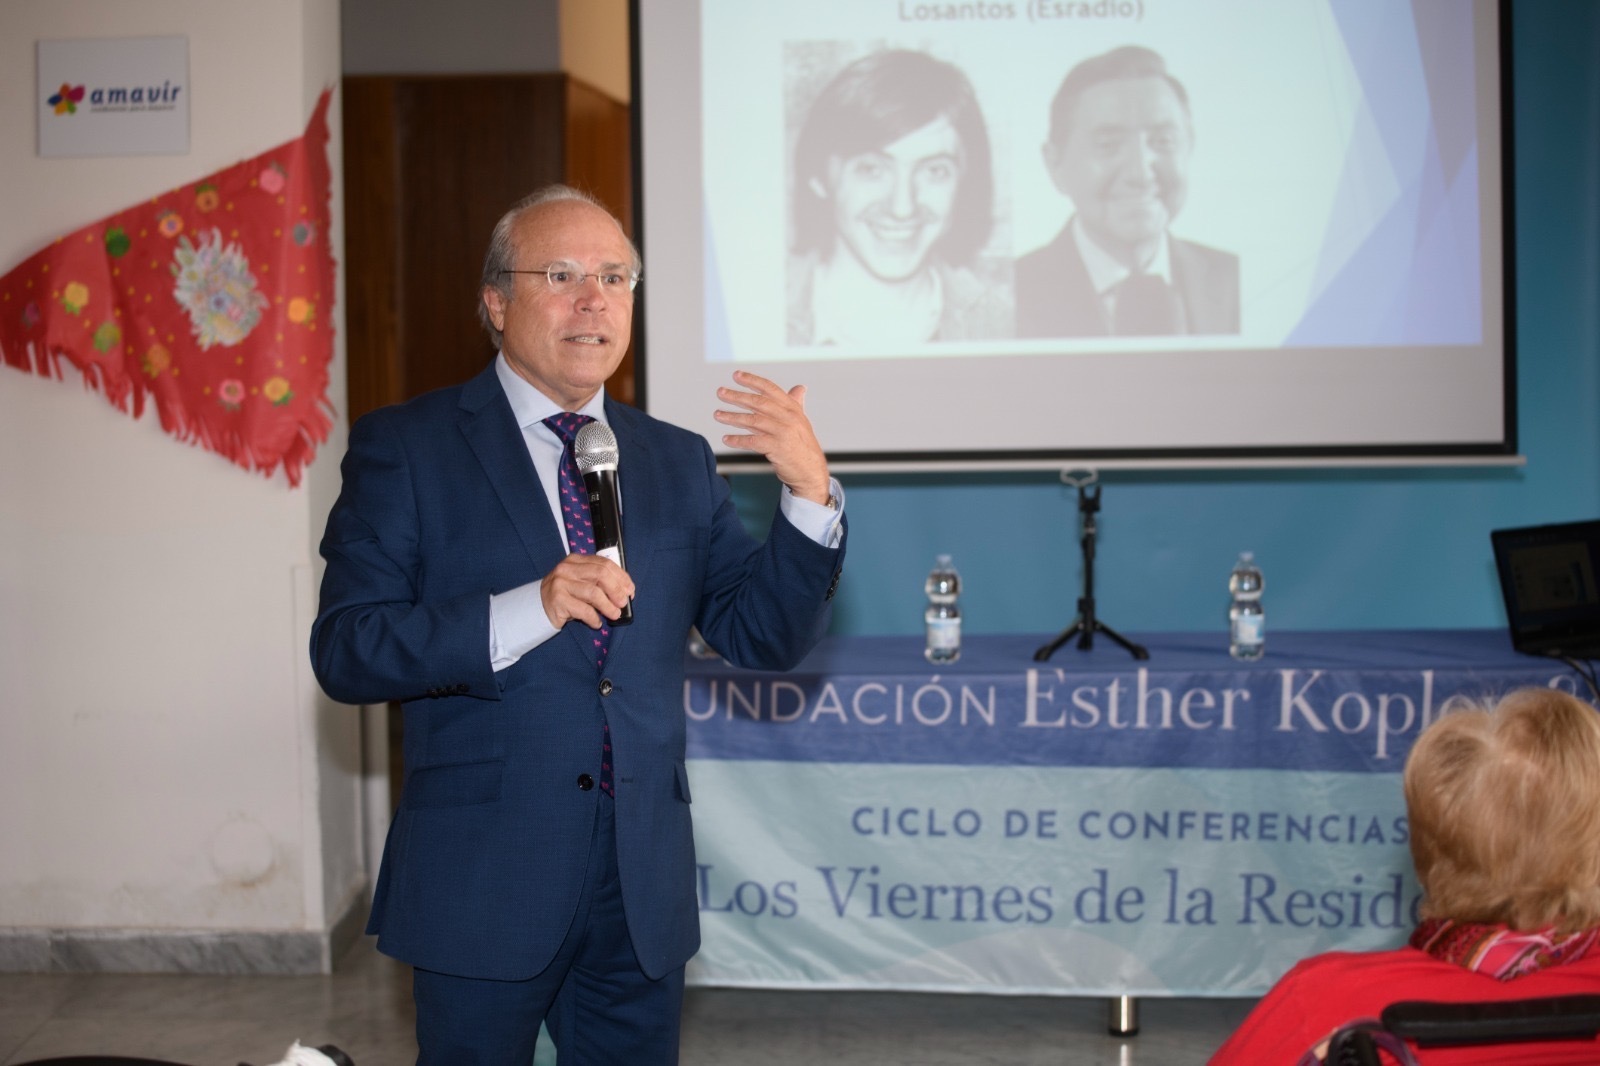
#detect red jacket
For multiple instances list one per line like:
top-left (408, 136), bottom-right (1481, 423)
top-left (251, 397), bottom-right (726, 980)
top-left (1211, 946), bottom-right (1600, 1064)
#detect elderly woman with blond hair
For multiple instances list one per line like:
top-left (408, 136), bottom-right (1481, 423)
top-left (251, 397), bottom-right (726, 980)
top-left (1212, 686), bottom-right (1600, 1064)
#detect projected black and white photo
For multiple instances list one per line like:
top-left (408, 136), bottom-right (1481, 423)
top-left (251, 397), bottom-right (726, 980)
top-left (787, 46), bottom-right (1014, 347)
top-left (1017, 45), bottom-right (1240, 339)
top-left (638, 1), bottom-right (1509, 465)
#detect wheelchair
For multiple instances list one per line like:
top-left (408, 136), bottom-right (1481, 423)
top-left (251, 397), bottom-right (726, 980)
top-left (1325, 994), bottom-right (1600, 1064)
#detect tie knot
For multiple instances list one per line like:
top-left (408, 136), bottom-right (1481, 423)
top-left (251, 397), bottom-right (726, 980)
top-left (1118, 271), bottom-right (1167, 296)
top-left (543, 412), bottom-right (594, 445)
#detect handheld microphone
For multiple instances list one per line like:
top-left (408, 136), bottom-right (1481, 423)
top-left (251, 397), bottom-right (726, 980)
top-left (574, 420), bottom-right (633, 625)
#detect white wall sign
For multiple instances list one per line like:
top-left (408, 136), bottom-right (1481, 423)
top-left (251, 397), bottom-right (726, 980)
top-left (37, 36), bottom-right (190, 158)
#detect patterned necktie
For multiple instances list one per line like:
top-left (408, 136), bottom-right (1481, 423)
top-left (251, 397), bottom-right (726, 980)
top-left (543, 412), bottom-right (614, 796)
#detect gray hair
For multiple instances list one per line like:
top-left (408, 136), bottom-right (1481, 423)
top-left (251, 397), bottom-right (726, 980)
top-left (476, 184), bottom-right (642, 349)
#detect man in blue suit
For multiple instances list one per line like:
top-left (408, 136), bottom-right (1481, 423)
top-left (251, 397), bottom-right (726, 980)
top-left (1016, 45), bottom-right (1239, 338)
top-left (311, 186), bottom-right (845, 1063)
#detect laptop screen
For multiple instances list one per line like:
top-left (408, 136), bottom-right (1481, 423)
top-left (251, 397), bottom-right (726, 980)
top-left (1492, 520), bottom-right (1600, 657)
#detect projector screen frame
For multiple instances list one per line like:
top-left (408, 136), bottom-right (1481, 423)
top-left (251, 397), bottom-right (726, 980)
top-left (627, 0), bottom-right (1518, 474)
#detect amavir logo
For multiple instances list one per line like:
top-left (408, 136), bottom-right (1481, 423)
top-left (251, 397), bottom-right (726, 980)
top-left (48, 83), bottom-right (85, 115)
top-left (47, 79), bottom-right (184, 116)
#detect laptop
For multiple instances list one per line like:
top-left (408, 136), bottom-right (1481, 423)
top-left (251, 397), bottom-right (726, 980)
top-left (1492, 519), bottom-right (1600, 659)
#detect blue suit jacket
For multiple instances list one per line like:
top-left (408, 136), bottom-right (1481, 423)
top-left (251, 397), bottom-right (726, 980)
top-left (310, 362), bottom-right (845, 981)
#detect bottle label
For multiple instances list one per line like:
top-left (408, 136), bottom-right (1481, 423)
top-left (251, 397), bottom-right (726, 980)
top-left (926, 618), bottom-right (961, 650)
top-left (1232, 614), bottom-right (1264, 645)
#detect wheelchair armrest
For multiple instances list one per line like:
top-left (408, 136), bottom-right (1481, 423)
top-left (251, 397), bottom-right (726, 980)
top-left (1381, 994), bottom-right (1600, 1047)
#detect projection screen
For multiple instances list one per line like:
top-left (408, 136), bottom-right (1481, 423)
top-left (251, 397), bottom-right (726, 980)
top-left (632, 0), bottom-right (1513, 470)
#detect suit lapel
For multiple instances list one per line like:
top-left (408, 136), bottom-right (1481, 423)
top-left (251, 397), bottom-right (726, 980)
top-left (1169, 238), bottom-right (1223, 335)
top-left (457, 364), bottom-right (567, 579)
top-left (1056, 223), bottom-right (1111, 336)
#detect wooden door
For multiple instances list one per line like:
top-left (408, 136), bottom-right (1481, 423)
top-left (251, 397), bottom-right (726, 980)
top-left (340, 73), bottom-right (633, 808)
top-left (342, 73), bottom-right (634, 422)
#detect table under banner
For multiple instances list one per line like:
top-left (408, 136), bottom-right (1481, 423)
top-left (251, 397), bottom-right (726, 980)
top-left (678, 629), bottom-right (1592, 997)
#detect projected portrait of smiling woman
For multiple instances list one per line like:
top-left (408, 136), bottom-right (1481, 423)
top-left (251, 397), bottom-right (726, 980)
top-left (788, 48), bottom-right (1012, 347)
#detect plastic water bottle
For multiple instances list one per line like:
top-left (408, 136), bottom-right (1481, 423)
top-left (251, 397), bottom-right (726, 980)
top-left (924, 554), bottom-right (961, 663)
top-left (1228, 551), bottom-right (1265, 660)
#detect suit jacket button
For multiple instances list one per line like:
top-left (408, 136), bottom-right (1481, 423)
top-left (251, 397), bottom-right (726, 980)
top-left (577, 774), bottom-right (594, 791)
top-left (598, 678), bottom-right (613, 696)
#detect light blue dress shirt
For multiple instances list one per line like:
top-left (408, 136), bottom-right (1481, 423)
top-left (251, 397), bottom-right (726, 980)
top-left (488, 354), bottom-right (843, 669)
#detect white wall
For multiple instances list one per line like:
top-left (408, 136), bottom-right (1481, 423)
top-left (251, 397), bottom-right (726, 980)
top-left (0, 0), bottom-right (359, 971)
top-left (341, 0), bottom-right (627, 103)
top-left (341, 0), bottom-right (560, 75)
top-left (561, 0), bottom-right (630, 102)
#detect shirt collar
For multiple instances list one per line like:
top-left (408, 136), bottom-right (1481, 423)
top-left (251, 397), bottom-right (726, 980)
top-left (494, 353), bottom-right (608, 428)
top-left (1070, 216), bottom-right (1174, 296)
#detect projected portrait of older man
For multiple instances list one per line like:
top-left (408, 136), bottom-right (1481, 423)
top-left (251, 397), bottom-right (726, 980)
top-left (1017, 45), bottom-right (1239, 339)
top-left (788, 47), bottom-right (1012, 347)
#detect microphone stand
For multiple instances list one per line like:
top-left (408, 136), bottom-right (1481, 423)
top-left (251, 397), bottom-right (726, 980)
top-left (1034, 471), bottom-right (1149, 662)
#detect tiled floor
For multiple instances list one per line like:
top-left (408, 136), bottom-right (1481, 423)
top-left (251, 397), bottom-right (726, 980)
top-left (0, 938), bottom-right (1254, 1065)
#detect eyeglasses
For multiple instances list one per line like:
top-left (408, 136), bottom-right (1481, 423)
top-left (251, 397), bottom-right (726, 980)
top-left (500, 261), bottom-right (640, 295)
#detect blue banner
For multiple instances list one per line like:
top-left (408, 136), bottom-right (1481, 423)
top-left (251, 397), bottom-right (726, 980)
top-left (682, 631), bottom-right (1593, 995)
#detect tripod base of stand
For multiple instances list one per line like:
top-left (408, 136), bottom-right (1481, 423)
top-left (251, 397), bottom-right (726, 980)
top-left (1033, 617), bottom-right (1150, 662)
top-left (1037, 475), bottom-right (1149, 663)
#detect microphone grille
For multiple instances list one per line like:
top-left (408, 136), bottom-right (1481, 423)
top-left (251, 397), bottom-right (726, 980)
top-left (574, 420), bottom-right (619, 474)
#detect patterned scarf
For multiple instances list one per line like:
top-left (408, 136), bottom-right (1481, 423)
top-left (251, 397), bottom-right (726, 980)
top-left (1410, 917), bottom-right (1600, 980)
